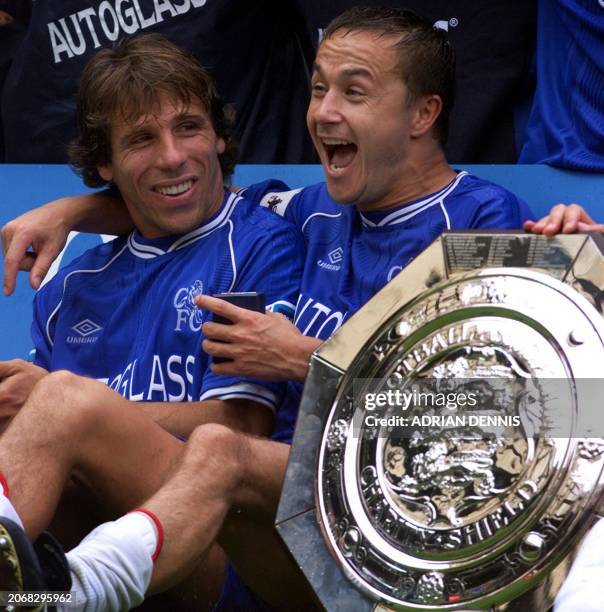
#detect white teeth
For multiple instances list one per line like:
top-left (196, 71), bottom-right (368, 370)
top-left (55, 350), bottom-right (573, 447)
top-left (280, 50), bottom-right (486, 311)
top-left (156, 180), bottom-right (193, 196)
top-left (330, 163), bottom-right (342, 171)
top-left (322, 138), bottom-right (353, 146)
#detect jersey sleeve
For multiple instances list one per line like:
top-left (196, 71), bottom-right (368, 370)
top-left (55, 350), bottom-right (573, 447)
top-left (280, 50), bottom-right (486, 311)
top-left (199, 220), bottom-right (305, 413)
top-left (235, 179), bottom-right (290, 207)
top-left (468, 191), bottom-right (534, 229)
top-left (446, 178), bottom-right (535, 232)
top-left (237, 179), bottom-right (310, 230)
top-left (257, 182), bottom-right (330, 235)
top-left (30, 274), bottom-right (66, 369)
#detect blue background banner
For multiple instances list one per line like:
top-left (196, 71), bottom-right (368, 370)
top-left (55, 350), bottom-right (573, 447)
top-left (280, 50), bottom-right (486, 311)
top-left (1, 164), bottom-right (604, 360)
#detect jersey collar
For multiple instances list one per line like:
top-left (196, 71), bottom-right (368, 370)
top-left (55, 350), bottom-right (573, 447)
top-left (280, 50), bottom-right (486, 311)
top-left (127, 189), bottom-right (240, 259)
top-left (359, 171), bottom-right (468, 228)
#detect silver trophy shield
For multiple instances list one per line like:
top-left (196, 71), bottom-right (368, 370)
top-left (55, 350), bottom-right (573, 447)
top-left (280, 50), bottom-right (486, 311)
top-left (276, 232), bottom-right (604, 611)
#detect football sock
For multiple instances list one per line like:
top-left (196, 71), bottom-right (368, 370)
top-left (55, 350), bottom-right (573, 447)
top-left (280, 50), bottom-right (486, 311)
top-left (58, 510), bottom-right (162, 612)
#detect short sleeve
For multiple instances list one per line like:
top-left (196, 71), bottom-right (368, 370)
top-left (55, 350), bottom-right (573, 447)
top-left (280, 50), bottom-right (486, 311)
top-left (199, 219), bottom-right (305, 412)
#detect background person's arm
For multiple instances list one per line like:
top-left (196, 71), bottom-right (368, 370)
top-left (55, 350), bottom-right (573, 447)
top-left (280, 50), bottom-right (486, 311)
top-left (2, 190), bottom-right (133, 295)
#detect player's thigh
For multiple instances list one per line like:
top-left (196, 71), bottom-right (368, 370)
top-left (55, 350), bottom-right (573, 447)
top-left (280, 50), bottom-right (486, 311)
top-left (66, 378), bottom-right (185, 514)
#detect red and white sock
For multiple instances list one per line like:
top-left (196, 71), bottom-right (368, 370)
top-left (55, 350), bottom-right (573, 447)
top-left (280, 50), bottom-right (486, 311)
top-left (62, 509), bottom-right (163, 612)
top-left (131, 508), bottom-right (164, 561)
top-left (0, 471), bottom-right (24, 529)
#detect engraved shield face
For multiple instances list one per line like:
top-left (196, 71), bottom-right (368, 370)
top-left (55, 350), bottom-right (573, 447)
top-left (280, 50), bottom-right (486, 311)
top-left (277, 233), bottom-right (604, 612)
top-left (379, 347), bottom-right (533, 532)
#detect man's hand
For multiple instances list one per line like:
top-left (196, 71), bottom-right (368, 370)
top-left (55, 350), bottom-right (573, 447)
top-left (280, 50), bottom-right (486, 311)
top-left (524, 204), bottom-right (604, 236)
top-left (2, 199), bottom-right (73, 296)
top-left (2, 191), bottom-right (133, 296)
top-left (196, 295), bottom-right (322, 382)
top-left (0, 360), bottom-right (47, 430)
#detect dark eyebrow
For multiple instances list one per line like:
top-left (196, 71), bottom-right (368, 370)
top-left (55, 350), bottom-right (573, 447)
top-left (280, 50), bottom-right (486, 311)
top-left (175, 111), bottom-right (206, 123)
top-left (342, 67), bottom-right (373, 79)
top-left (312, 62), bottom-right (373, 80)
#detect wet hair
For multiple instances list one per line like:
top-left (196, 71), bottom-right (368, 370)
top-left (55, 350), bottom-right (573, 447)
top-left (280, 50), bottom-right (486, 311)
top-left (69, 34), bottom-right (237, 187)
top-left (323, 6), bottom-right (455, 144)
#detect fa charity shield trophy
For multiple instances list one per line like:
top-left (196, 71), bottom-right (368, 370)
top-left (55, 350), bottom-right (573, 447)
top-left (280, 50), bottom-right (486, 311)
top-left (277, 232), bottom-right (604, 611)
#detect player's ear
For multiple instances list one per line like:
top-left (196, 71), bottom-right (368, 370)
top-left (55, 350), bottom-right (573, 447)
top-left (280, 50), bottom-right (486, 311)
top-left (98, 164), bottom-right (113, 183)
top-left (216, 137), bottom-right (226, 155)
top-left (411, 94), bottom-right (442, 138)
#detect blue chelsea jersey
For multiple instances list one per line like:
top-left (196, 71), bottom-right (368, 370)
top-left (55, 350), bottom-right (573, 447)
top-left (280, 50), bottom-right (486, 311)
top-left (257, 171), bottom-right (532, 441)
top-left (261, 171), bottom-right (532, 340)
top-left (31, 189), bottom-right (304, 413)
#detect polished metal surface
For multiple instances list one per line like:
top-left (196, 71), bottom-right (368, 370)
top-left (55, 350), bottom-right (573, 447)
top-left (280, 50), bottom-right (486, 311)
top-left (278, 232), bottom-right (604, 611)
top-left (314, 233), bottom-right (588, 372)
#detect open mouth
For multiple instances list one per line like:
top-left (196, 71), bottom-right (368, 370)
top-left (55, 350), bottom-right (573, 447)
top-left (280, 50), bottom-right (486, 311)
top-left (322, 138), bottom-right (358, 172)
top-left (154, 179), bottom-right (196, 197)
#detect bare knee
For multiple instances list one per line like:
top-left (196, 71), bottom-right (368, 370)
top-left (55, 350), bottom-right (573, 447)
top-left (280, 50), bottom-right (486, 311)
top-left (186, 423), bottom-right (242, 467)
top-left (192, 427), bottom-right (289, 516)
top-left (27, 370), bottom-right (81, 415)
top-left (184, 424), bottom-right (244, 498)
top-left (26, 370), bottom-right (107, 435)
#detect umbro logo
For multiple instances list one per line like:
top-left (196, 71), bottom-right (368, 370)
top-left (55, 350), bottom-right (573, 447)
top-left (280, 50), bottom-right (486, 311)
top-left (67, 318), bottom-right (102, 344)
top-left (317, 247), bottom-right (343, 272)
top-left (72, 319), bottom-right (102, 337)
top-left (328, 247), bottom-right (343, 264)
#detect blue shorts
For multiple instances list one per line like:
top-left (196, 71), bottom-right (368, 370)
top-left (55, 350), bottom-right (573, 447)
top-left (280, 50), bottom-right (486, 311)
top-left (213, 563), bottom-right (274, 611)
